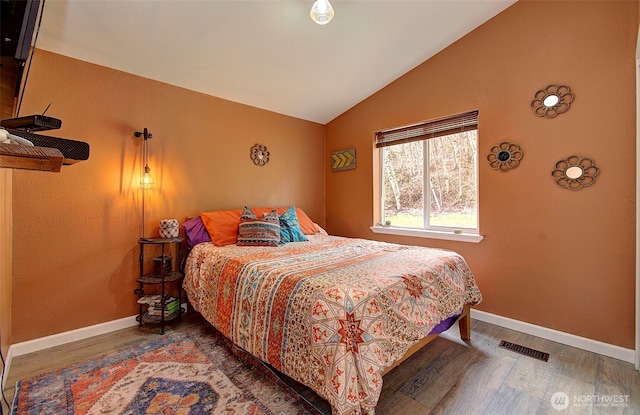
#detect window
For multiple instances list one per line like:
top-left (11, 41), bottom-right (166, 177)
top-left (372, 111), bottom-right (481, 242)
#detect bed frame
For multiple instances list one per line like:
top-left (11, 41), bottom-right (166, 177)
top-left (381, 304), bottom-right (471, 376)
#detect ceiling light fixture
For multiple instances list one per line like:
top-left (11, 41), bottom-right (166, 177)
top-left (310, 0), bottom-right (334, 25)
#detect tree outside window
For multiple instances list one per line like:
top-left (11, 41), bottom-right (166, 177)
top-left (378, 113), bottom-right (478, 232)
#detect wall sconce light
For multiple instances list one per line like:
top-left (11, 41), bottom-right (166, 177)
top-left (134, 128), bottom-right (154, 190)
top-left (310, 0), bottom-right (334, 25)
top-left (134, 127), bottom-right (154, 238)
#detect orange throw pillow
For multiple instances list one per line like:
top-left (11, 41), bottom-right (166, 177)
top-left (200, 209), bottom-right (243, 246)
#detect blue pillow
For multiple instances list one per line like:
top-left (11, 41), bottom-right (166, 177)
top-left (279, 206), bottom-right (308, 244)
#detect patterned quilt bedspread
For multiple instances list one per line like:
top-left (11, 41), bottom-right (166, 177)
top-left (183, 234), bottom-right (482, 414)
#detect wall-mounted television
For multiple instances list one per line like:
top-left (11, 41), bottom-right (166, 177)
top-left (14, 0), bottom-right (41, 61)
top-left (1, 0), bottom-right (41, 61)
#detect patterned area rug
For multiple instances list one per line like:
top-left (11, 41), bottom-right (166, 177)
top-left (12, 323), bottom-right (322, 414)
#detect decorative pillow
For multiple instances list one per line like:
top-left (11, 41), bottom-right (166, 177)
top-left (237, 207), bottom-right (280, 247)
top-left (279, 206), bottom-right (308, 244)
top-left (252, 207), bottom-right (318, 235)
top-left (182, 216), bottom-right (211, 248)
top-left (200, 209), bottom-right (243, 246)
top-left (240, 206), bottom-right (257, 220)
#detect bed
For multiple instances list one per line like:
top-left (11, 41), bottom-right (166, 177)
top-left (182, 207), bottom-right (482, 415)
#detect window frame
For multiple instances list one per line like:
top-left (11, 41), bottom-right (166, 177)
top-left (371, 111), bottom-right (483, 243)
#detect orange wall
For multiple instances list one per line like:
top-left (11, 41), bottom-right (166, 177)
top-left (325, 0), bottom-right (638, 348)
top-left (11, 50), bottom-right (325, 343)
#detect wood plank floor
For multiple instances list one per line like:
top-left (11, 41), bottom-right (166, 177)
top-left (2, 313), bottom-right (639, 414)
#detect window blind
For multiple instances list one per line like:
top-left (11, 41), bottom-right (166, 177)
top-left (375, 110), bottom-right (478, 148)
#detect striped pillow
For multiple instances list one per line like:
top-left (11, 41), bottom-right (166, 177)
top-left (237, 207), bottom-right (280, 247)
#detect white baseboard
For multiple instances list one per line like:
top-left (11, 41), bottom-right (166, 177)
top-left (8, 315), bottom-right (139, 357)
top-left (2, 315), bottom-right (138, 389)
top-left (471, 309), bottom-right (635, 364)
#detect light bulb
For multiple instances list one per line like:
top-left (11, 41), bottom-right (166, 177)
top-left (310, 0), bottom-right (334, 25)
top-left (141, 165), bottom-right (154, 190)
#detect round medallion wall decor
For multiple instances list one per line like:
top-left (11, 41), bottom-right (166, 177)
top-left (251, 144), bottom-right (270, 166)
top-left (530, 84), bottom-right (574, 118)
top-left (551, 155), bottom-right (599, 190)
top-left (487, 141), bottom-right (523, 172)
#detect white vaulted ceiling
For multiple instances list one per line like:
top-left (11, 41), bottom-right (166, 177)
top-left (36, 0), bottom-right (515, 124)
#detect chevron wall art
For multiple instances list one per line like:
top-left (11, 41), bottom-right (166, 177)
top-left (331, 148), bottom-right (356, 172)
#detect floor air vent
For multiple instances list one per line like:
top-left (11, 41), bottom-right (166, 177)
top-left (498, 340), bottom-right (549, 362)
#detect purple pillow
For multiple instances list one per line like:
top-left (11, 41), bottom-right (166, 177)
top-left (183, 216), bottom-right (211, 248)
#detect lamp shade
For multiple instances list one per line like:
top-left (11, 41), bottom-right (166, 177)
top-left (141, 166), bottom-right (154, 190)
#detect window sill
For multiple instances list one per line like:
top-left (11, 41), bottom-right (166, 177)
top-left (370, 226), bottom-right (484, 243)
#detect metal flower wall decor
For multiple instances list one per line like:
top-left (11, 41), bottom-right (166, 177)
top-left (487, 141), bottom-right (523, 172)
top-left (531, 84), bottom-right (574, 118)
top-left (250, 144), bottom-right (270, 166)
top-left (551, 155), bottom-right (599, 190)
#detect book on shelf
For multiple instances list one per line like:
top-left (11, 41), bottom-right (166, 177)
top-left (137, 294), bottom-right (172, 305)
top-left (149, 300), bottom-right (180, 313)
top-left (147, 309), bottom-right (179, 317)
top-left (149, 298), bottom-right (179, 308)
top-left (137, 294), bottom-right (180, 314)
top-left (137, 294), bottom-right (174, 304)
